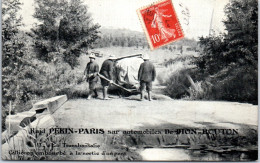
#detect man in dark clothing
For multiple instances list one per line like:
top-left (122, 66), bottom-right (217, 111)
top-left (84, 54), bottom-right (99, 100)
top-left (99, 54), bottom-right (116, 100)
top-left (138, 54), bottom-right (156, 101)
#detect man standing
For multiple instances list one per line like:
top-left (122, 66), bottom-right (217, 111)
top-left (138, 54), bottom-right (156, 101)
top-left (84, 53), bottom-right (99, 100)
top-left (99, 54), bottom-right (116, 100)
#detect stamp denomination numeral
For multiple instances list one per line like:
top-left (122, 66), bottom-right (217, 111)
top-left (151, 34), bottom-right (160, 43)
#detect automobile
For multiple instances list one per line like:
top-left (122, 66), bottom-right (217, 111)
top-left (108, 54), bottom-right (144, 95)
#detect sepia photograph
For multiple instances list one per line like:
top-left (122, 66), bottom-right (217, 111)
top-left (1, 0), bottom-right (258, 161)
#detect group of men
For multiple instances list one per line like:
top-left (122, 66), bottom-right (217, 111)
top-left (84, 53), bottom-right (156, 101)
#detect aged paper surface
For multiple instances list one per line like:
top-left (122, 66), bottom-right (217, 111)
top-left (1, 0), bottom-right (258, 161)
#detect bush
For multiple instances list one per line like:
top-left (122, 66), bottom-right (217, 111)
top-left (164, 69), bottom-right (193, 99)
top-left (157, 56), bottom-right (196, 86)
top-left (164, 64), bottom-right (258, 104)
top-left (56, 83), bottom-right (90, 99)
top-left (200, 65), bottom-right (257, 104)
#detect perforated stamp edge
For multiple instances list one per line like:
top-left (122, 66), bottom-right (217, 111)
top-left (136, 0), bottom-right (185, 50)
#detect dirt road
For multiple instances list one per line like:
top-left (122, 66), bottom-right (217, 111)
top-left (54, 96), bottom-right (257, 129)
top-left (51, 93), bottom-right (257, 160)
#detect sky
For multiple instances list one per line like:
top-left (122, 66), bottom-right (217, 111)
top-left (19, 0), bottom-right (229, 40)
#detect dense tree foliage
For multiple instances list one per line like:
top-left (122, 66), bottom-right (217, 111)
top-left (31, 0), bottom-right (100, 68)
top-left (195, 0), bottom-right (258, 104)
top-left (2, 0), bottom-right (42, 107)
top-left (2, 0), bottom-right (101, 109)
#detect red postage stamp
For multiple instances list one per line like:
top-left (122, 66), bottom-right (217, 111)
top-left (137, 0), bottom-right (184, 50)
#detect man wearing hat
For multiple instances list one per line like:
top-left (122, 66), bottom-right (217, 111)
top-left (99, 54), bottom-right (116, 100)
top-left (84, 53), bottom-right (99, 100)
top-left (138, 54), bottom-right (156, 101)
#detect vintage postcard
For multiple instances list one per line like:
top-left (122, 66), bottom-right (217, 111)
top-left (1, 0), bottom-right (258, 161)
